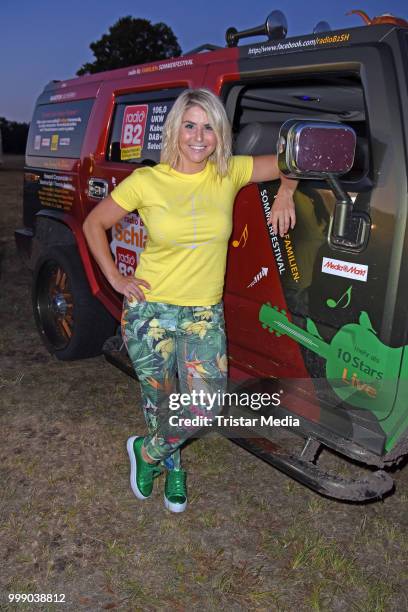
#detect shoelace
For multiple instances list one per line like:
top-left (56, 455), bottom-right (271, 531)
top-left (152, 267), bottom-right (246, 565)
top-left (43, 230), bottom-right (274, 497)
top-left (166, 470), bottom-right (186, 497)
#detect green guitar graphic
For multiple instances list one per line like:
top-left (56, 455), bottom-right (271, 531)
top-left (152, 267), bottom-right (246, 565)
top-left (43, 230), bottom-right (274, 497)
top-left (259, 303), bottom-right (403, 418)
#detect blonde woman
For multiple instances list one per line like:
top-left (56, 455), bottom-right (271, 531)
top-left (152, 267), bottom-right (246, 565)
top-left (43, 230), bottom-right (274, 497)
top-left (83, 88), bottom-right (296, 513)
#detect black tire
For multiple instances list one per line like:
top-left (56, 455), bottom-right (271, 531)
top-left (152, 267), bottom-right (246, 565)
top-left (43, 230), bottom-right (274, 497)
top-left (32, 245), bottom-right (116, 360)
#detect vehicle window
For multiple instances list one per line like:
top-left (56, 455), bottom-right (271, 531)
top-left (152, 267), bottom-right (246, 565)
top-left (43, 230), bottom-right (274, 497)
top-left (26, 99), bottom-right (94, 158)
top-left (107, 89), bottom-right (184, 165)
top-left (228, 74), bottom-right (370, 184)
top-left (227, 73), bottom-right (373, 258)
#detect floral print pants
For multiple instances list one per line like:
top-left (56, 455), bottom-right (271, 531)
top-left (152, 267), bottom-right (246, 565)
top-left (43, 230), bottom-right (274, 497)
top-left (121, 299), bottom-right (227, 465)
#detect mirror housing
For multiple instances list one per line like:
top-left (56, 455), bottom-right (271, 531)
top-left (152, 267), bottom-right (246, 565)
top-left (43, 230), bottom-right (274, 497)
top-left (277, 119), bottom-right (370, 250)
top-left (277, 119), bottom-right (356, 179)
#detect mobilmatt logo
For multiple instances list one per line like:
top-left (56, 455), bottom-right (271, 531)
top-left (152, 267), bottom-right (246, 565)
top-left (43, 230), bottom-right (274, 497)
top-left (322, 257), bottom-right (368, 282)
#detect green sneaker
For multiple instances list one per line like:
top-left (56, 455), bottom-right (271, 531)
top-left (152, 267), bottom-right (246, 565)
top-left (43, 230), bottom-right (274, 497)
top-left (127, 436), bottom-right (162, 500)
top-left (164, 469), bottom-right (187, 513)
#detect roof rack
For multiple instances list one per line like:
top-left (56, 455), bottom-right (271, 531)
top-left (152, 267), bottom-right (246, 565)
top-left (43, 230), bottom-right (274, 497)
top-left (183, 43), bottom-right (221, 55)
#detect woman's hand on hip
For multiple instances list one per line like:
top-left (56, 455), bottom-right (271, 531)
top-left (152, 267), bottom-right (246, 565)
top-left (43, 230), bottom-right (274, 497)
top-left (110, 274), bottom-right (151, 302)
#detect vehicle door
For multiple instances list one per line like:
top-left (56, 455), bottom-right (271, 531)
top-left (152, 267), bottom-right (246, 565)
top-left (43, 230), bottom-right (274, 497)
top-left (221, 39), bottom-right (408, 455)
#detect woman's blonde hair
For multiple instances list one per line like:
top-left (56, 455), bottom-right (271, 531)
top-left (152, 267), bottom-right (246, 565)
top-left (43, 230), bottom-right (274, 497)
top-left (160, 88), bottom-right (232, 177)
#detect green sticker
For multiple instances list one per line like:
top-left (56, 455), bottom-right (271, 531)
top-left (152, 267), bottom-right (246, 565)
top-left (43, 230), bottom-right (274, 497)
top-left (259, 304), bottom-right (402, 417)
top-left (326, 285), bottom-right (352, 309)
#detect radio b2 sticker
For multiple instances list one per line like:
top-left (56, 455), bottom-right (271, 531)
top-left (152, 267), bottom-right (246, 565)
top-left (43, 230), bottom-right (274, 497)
top-left (110, 213), bottom-right (148, 276)
top-left (120, 105), bottom-right (148, 161)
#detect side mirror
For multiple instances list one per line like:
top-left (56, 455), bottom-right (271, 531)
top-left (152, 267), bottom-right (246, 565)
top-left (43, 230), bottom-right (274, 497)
top-left (277, 119), bottom-right (356, 179)
top-left (277, 119), bottom-right (369, 250)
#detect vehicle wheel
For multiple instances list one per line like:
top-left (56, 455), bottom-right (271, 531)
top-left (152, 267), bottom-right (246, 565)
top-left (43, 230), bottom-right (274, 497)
top-left (32, 245), bottom-right (116, 360)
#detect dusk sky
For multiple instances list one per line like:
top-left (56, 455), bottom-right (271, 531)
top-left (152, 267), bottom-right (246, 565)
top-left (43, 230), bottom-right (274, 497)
top-left (2, 0), bottom-right (407, 123)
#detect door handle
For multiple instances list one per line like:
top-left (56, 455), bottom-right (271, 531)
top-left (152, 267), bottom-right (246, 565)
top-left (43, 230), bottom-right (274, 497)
top-left (88, 178), bottom-right (109, 200)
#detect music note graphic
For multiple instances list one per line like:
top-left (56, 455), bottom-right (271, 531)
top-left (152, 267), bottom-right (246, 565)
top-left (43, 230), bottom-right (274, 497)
top-left (232, 224), bottom-right (249, 248)
top-left (326, 285), bottom-right (352, 309)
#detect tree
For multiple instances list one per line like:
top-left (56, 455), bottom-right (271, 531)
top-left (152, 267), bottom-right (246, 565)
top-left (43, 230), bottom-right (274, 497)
top-left (77, 16), bottom-right (182, 75)
top-left (0, 118), bottom-right (29, 154)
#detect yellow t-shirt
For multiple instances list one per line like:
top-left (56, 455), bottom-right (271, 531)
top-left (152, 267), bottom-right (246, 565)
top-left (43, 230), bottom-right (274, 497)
top-left (110, 156), bottom-right (253, 305)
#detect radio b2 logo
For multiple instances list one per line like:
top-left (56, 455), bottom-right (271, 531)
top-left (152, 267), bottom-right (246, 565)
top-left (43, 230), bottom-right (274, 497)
top-left (116, 246), bottom-right (137, 276)
top-left (120, 105), bottom-right (148, 160)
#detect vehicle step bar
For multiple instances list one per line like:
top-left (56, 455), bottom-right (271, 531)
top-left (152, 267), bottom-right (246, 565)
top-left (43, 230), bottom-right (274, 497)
top-left (102, 335), bottom-right (136, 380)
top-left (227, 432), bottom-right (394, 502)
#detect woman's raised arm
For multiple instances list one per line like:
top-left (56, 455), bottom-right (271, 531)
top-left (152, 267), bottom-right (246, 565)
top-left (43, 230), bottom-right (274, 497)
top-left (250, 154), bottom-right (297, 237)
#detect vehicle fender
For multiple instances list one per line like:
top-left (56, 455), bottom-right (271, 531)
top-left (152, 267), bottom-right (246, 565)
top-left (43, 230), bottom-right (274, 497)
top-left (31, 210), bottom-right (107, 305)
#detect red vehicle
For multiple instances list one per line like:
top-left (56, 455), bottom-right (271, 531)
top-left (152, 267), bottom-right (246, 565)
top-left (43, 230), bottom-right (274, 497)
top-left (16, 11), bottom-right (408, 501)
